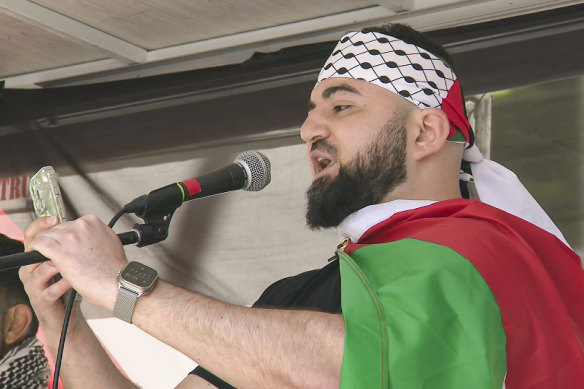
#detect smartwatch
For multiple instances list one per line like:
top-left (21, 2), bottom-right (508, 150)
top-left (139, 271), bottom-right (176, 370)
top-left (113, 261), bottom-right (159, 323)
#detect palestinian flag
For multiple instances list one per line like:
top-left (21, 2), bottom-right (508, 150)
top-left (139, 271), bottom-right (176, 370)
top-left (339, 199), bottom-right (584, 388)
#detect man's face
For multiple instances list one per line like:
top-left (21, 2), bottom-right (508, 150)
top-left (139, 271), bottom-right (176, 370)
top-left (300, 78), bottom-right (410, 228)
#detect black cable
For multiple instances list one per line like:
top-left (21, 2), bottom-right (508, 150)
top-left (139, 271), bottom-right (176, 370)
top-left (50, 210), bottom-right (126, 389)
top-left (109, 208), bottom-right (126, 228)
top-left (52, 289), bottom-right (77, 389)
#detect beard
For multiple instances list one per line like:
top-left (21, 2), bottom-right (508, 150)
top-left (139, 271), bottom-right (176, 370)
top-left (305, 116), bottom-right (407, 229)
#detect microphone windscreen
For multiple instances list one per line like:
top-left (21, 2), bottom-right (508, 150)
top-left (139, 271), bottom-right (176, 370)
top-left (235, 151), bottom-right (271, 192)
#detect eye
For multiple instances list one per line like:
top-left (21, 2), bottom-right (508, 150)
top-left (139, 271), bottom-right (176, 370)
top-left (333, 104), bottom-right (351, 113)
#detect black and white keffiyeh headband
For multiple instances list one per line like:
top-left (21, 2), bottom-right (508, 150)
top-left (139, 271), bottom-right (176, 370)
top-left (317, 31), bottom-right (472, 145)
top-left (318, 31), bottom-right (570, 247)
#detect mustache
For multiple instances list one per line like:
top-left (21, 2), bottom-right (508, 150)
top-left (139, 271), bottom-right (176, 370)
top-left (310, 139), bottom-right (337, 155)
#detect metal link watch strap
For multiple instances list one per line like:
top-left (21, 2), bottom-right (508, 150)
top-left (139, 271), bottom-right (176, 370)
top-left (113, 286), bottom-right (139, 323)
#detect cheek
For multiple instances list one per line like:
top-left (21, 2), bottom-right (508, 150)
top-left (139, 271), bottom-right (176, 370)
top-left (338, 129), bottom-right (375, 159)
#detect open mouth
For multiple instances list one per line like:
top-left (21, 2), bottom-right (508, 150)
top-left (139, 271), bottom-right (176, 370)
top-left (313, 155), bottom-right (337, 178)
top-left (317, 157), bottom-right (332, 170)
top-left (310, 140), bottom-right (337, 176)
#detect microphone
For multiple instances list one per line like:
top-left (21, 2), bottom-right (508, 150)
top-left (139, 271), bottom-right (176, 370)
top-left (124, 151), bottom-right (271, 215)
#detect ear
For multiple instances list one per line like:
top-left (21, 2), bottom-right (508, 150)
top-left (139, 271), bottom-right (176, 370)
top-left (409, 108), bottom-right (451, 161)
top-left (2, 304), bottom-right (34, 345)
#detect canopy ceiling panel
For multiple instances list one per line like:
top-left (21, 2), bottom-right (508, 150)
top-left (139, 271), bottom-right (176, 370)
top-left (0, 12), bottom-right (106, 77)
top-left (31, 0), bottom-right (375, 49)
top-left (1, 0), bottom-right (581, 88)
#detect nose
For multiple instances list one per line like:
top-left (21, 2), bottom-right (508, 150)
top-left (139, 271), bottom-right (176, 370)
top-left (300, 109), bottom-right (330, 144)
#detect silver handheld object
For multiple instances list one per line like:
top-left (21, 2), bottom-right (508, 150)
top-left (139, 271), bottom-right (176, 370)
top-left (29, 166), bottom-right (79, 301)
top-left (30, 166), bottom-right (67, 222)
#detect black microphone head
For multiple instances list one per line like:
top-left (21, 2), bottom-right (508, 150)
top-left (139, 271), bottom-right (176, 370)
top-left (234, 151), bottom-right (271, 191)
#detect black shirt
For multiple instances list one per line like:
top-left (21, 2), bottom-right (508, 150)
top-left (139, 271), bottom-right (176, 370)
top-left (190, 259), bottom-right (341, 388)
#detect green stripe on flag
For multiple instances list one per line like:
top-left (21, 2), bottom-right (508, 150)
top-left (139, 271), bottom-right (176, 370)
top-left (339, 239), bottom-right (507, 389)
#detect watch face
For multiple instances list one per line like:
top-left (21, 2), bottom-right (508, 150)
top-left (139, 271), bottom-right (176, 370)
top-left (120, 261), bottom-right (158, 290)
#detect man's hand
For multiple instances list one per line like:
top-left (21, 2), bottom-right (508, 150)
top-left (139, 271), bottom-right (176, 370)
top-left (22, 215), bottom-right (128, 311)
top-left (19, 262), bottom-right (71, 335)
top-left (19, 217), bottom-right (71, 334)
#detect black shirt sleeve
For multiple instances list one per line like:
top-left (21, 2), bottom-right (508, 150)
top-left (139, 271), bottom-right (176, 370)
top-left (190, 366), bottom-right (237, 389)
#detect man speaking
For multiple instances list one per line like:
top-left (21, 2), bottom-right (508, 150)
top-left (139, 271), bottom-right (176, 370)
top-left (19, 23), bottom-right (584, 389)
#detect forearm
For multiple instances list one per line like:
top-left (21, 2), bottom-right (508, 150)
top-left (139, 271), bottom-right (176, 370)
top-left (23, 217), bottom-right (344, 388)
top-left (42, 305), bottom-right (138, 389)
top-left (132, 281), bottom-right (345, 389)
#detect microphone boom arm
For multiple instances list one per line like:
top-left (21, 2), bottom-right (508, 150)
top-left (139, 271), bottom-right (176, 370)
top-left (0, 151), bottom-right (272, 271)
top-left (0, 229), bottom-right (142, 271)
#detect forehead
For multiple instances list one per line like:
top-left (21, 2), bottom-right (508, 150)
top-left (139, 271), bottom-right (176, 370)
top-left (309, 77), bottom-right (399, 102)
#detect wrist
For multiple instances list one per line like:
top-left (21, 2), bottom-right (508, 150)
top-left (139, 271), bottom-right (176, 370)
top-left (40, 303), bottom-right (84, 341)
top-left (113, 261), bottom-right (159, 323)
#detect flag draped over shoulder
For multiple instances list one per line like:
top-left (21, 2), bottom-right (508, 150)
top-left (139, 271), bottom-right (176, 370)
top-left (339, 199), bottom-right (584, 389)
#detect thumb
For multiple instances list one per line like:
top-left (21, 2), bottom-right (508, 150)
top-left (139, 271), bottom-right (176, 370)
top-left (23, 216), bottom-right (59, 250)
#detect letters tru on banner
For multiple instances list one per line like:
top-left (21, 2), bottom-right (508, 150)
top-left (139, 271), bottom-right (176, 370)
top-left (0, 174), bottom-right (33, 210)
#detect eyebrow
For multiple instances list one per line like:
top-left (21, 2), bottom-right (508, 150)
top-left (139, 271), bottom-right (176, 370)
top-left (307, 83), bottom-right (361, 111)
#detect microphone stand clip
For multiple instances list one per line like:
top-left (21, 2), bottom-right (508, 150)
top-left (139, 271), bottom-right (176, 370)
top-left (129, 190), bottom-right (182, 247)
